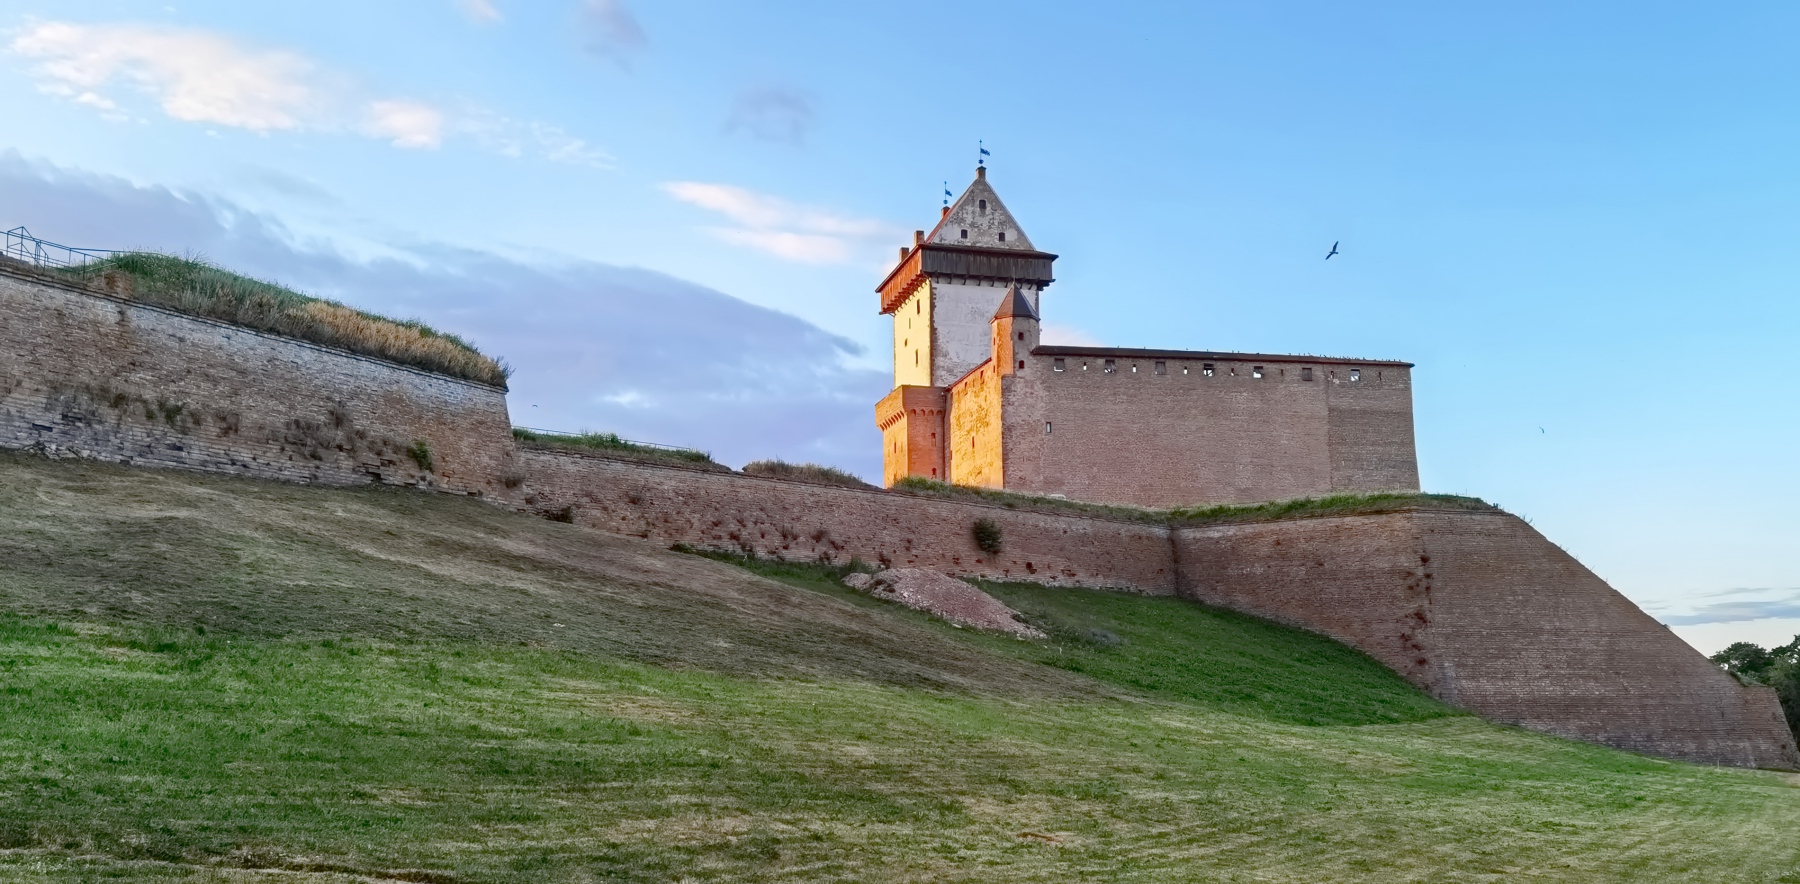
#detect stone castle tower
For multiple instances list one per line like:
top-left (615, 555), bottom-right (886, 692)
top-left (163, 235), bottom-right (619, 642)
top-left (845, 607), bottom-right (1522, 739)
top-left (876, 168), bottom-right (1421, 508)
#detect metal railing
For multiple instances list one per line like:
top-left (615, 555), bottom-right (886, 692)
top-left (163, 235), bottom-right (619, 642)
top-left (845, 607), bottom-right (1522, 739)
top-left (3, 227), bottom-right (117, 269)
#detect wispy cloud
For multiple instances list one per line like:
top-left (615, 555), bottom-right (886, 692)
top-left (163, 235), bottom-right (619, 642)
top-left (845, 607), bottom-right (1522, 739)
top-left (662, 182), bottom-right (897, 264)
top-left (581, 0), bottom-right (647, 67)
top-left (724, 86), bottom-right (816, 145)
top-left (459, 0), bottom-right (504, 23)
top-left (9, 21), bottom-right (603, 165)
top-left (1652, 588), bottom-right (1800, 625)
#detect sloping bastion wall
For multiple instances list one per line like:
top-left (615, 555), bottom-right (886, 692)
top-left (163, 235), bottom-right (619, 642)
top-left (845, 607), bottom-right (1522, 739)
top-left (0, 261), bottom-right (520, 497)
top-left (2, 261), bottom-right (1793, 769)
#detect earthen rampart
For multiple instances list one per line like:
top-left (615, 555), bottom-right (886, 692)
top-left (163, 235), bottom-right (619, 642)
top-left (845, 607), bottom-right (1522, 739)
top-left (0, 262), bottom-right (520, 496)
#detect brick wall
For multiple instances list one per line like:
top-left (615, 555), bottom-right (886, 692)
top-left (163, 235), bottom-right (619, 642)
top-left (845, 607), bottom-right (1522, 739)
top-left (946, 360), bottom-right (1004, 487)
top-left (0, 263), bottom-right (520, 496)
top-left (876, 386), bottom-right (946, 485)
top-left (1008, 352), bottom-right (1416, 508)
top-left (517, 446), bottom-right (1177, 592)
top-left (1174, 510), bottom-right (1800, 769)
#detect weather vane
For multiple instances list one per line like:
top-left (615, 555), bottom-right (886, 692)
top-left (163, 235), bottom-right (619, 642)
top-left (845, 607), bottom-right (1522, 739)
top-left (978, 140), bottom-right (990, 167)
top-left (943, 181), bottom-right (952, 207)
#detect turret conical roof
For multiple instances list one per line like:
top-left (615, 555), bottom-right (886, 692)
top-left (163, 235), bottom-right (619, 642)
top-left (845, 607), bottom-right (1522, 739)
top-left (992, 283), bottom-right (1039, 321)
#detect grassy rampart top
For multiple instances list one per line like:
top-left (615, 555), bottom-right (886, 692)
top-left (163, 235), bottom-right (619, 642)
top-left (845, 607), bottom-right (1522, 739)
top-left (43, 252), bottom-right (510, 387)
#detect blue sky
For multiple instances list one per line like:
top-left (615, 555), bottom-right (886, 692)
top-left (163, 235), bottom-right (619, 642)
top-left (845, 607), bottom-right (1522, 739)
top-left (1, 1), bottom-right (1797, 654)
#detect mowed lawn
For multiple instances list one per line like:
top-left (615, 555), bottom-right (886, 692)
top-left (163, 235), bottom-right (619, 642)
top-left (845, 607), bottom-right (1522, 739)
top-left (0, 455), bottom-right (1797, 882)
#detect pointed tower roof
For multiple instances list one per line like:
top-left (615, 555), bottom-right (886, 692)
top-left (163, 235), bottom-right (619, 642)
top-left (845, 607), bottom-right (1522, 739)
top-left (928, 166), bottom-right (1038, 251)
top-left (992, 283), bottom-right (1039, 321)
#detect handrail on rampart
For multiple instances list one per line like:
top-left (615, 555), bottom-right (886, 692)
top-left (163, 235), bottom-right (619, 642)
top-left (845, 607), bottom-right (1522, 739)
top-left (2, 227), bottom-right (117, 269)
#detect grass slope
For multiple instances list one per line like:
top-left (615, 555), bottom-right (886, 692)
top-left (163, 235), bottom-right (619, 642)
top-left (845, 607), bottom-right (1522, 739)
top-left (0, 454), bottom-right (1797, 882)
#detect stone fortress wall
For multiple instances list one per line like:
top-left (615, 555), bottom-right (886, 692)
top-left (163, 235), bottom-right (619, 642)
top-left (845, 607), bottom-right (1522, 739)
top-left (0, 261), bottom-right (521, 498)
top-left (1, 262), bottom-right (1793, 770)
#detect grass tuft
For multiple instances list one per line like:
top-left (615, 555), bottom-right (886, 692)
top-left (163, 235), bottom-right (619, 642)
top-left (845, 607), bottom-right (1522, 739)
top-left (740, 459), bottom-right (873, 488)
top-left (511, 427), bottom-right (719, 468)
top-left (56, 252), bottom-right (509, 387)
top-left (893, 477), bottom-right (1493, 526)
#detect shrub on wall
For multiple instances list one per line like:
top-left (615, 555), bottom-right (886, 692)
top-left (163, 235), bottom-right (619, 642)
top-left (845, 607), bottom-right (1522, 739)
top-left (972, 518), bottom-right (1003, 554)
top-left (741, 460), bottom-right (873, 489)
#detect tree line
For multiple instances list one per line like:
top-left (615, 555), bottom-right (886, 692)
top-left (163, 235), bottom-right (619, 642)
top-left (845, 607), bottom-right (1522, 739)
top-left (1711, 636), bottom-right (1800, 742)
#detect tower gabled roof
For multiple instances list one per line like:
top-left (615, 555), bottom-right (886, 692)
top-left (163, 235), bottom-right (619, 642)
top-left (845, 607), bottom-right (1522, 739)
top-left (928, 167), bottom-right (1038, 251)
top-left (992, 283), bottom-right (1039, 321)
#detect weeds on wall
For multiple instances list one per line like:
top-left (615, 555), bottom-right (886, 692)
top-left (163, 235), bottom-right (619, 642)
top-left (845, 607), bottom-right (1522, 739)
top-left (59, 253), bottom-right (510, 387)
top-left (972, 518), bottom-right (1004, 554)
top-left (406, 440), bottom-right (434, 473)
top-left (741, 460), bottom-right (873, 489)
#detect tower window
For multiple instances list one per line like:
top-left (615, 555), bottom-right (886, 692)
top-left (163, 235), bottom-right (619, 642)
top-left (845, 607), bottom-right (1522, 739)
top-left (1017, 332), bottom-right (1024, 340)
top-left (1155, 361), bottom-right (1167, 375)
top-left (1103, 359), bottom-right (1116, 373)
top-left (997, 231), bottom-right (1006, 242)
top-left (960, 229), bottom-right (968, 239)
top-left (1350, 369), bottom-right (1361, 382)
top-left (1301, 367), bottom-right (1313, 381)
top-left (1252, 366), bottom-right (1264, 379)
top-left (978, 199), bottom-right (987, 213)
top-left (1045, 422), bottom-right (1052, 435)
top-left (1018, 360), bottom-right (1025, 369)
top-left (1053, 358), bottom-right (1065, 371)
top-left (1202, 363), bottom-right (1214, 377)
top-left (1131, 364), bottom-right (1138, 373)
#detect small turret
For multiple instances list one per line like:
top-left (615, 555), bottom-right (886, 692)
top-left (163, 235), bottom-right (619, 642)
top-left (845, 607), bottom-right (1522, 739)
top-left (991, 283), bottom-right (1039, 376)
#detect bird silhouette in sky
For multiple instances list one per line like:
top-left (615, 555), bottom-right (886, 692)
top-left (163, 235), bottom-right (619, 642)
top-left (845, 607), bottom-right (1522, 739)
top-left (1325, 241), bottom-right (1340, 260)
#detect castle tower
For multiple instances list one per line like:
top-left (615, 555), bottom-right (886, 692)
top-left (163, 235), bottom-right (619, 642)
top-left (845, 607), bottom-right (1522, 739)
top-left (874, 168), bottom-right (1057, 487)
top-left (990, 282), bottom-right (1040, 378)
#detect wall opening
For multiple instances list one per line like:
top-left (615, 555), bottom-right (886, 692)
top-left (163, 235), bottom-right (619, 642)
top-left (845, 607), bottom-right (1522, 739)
top-left (1017, 332), bottom-right (1024, 340)
top-left (1053, 358), bottom-right (1065, 371)
top-left (1044, 421), bottom-right (1052, 435)
top-left (1350, 369), bottom-right (1361, 382)
top-left (960, 229), bottom-right (968, 239)
top-left (1018, 360), bottom-right (1025, 369)
top-left (1202, 363), bottom-right (1214, 377)
top-left (1252, 366), bottom-right (1264, 379)
top-left (978, 199), bottom-right (987, 213)
top-left (1103, 359), bottom-right (1116, 373)
top-left (997, 231), bottom-right (1006, 242)
top-left (1154, 361), bottom-right (1167, 375)
top-left (1300, 367), bottom-right (1314, 381)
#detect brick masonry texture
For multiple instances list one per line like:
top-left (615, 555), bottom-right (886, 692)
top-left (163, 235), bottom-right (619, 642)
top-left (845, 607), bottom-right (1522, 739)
top-left (0, 264), bottom-right (520, 497)
top-left (516, 446), bottom-right (1177, 592)
top-left (1175, 510), bottom-right (1800, 769)
top-left (1002, 354), bottom-right (1420, 508)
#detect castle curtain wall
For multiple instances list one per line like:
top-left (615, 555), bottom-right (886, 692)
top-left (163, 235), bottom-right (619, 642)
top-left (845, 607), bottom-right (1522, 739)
top-left (0, 263), bottom-right (519, 496)
top-left (1004, 352), bottom-right (1417, 508)
top-left (946, 360), bottom-right (1005, 488)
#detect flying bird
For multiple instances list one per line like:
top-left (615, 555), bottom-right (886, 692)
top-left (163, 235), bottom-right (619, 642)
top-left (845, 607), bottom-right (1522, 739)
top-left (1325, 241), bottom-right (1340, 260)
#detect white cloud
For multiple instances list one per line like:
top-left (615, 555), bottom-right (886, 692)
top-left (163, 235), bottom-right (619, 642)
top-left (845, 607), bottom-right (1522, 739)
top-left (11, 21), bottom-right (324, 132)
top-left (724, 86), bottom-right (816, 145)
top-left (582, 0), bottom-right (647, 65)
top-left (460, 0), bottom-right (503, 23)
top-left (663, 182), bottom-right (897, 264)
top-left (365, 100), bottom-right (445, 150)
top-left (1040, 323), bottom-right (1105, 347)
top-left (9, 21), bottom-right (604, 165)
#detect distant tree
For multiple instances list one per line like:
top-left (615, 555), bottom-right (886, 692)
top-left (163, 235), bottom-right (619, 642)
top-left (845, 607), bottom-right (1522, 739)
top-left (1712, 641), bottom-right (1775, 681)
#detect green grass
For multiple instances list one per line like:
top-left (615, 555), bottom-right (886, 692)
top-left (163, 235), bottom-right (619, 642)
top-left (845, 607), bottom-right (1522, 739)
top-left (739, 459), bottom-right (873, 488)
top-left (55, 252), bottom-right (509, 386)
top-left (1, 453), bottom-right (1798, 882)
top-left (512, 427), bottom-right (718, 468)
top-left (890, 478), bottom-right (1493, 526)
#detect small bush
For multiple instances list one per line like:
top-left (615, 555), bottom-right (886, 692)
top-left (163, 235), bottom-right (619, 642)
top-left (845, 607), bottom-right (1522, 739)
top-left (58, 252), bottom-right (509, 387)
top-left (406, 440), bottom-right (434, 473)
top-left (741, 460), bottom-right (873, 489)
top-left (973, 518), bottom-right (1003, 554)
